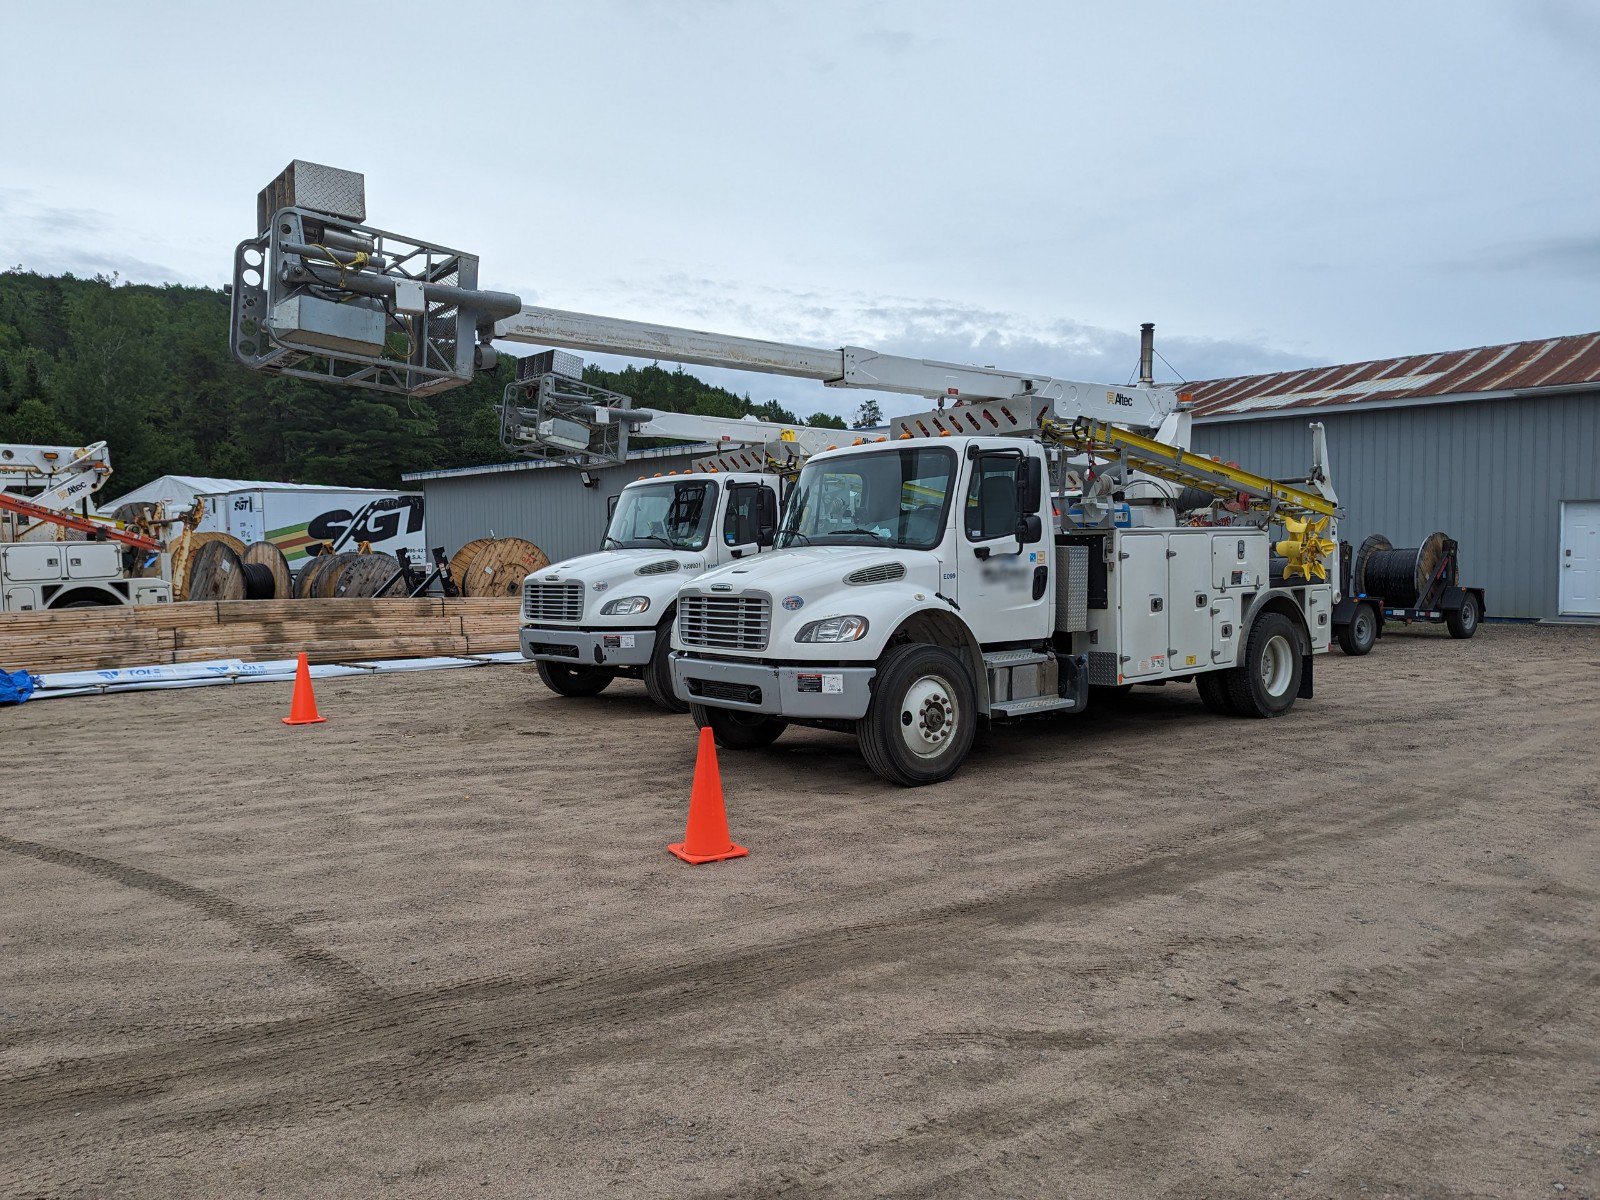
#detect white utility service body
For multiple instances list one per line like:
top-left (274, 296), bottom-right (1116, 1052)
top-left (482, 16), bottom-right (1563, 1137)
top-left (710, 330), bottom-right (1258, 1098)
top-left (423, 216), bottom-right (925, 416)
top-left (520, 469), bottom-right (783, 710)
top-left (1, 541), bottom-right (171, 612)
top-left (0, 441), bottom-right (172, 612)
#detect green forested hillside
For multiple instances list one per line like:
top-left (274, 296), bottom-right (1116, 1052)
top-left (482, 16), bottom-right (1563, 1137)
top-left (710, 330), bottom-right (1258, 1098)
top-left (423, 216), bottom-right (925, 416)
top-left (0, 270), bottom-right (846, 498)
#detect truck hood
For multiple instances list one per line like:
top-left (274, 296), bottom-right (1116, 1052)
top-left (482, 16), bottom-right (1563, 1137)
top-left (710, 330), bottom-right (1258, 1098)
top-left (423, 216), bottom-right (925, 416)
top-left (688, 545), bottom-right (945, 597)
top-left (525, 549), bottom-right (709, 624)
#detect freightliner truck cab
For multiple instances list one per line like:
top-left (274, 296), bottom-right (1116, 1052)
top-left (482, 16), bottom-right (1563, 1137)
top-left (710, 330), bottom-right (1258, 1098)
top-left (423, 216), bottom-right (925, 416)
top-left (521, 469), bottom-right (779, 710)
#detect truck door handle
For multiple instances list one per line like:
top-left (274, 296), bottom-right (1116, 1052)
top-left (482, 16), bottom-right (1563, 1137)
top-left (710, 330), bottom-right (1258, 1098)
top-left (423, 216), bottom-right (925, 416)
top-left (1032, 566), bottom-right (1048, 601)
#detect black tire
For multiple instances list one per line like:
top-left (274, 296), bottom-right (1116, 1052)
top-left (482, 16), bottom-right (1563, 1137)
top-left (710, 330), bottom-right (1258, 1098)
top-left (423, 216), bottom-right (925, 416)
top-left (1336, 604), bottom-right (1378, 656)
top-left (1446, 592), bottom-right (1480, 639)
top-left (856, 643), bottom-right (977, 787)
top-left (1195, 670), bottom-right (1237, 715)
top-left (689, 702), bottom-right (787, 749)
top-left (536, 661), bottom-right (614, 698)
top-left (1223, 612), bottom-right (1303, 719)
top-left (643, 618), bottom-right (689, 712)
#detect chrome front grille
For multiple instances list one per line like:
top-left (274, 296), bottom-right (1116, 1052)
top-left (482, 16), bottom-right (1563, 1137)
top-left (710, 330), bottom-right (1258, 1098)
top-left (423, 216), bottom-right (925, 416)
top-left (523, 580), bottom-right (584, 623)
top-left (678, 594), bottom-right (771, 652)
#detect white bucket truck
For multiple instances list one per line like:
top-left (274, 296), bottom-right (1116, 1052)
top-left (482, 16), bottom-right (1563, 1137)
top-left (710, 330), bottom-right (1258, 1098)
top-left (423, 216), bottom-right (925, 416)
top-left (227, 161), bottom-right (1342, 780)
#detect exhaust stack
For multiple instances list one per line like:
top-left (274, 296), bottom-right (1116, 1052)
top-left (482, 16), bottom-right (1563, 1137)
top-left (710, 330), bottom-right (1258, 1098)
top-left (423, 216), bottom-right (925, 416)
top-left (1139, 322), bottom-right (1155, 386)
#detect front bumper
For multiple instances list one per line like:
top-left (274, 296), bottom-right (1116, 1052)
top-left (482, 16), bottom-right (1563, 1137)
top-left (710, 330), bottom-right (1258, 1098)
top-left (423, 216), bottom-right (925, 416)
top-left (670, 652), bottom-right (877, 720)
top-left (521, 625), bottom-right (656, 668)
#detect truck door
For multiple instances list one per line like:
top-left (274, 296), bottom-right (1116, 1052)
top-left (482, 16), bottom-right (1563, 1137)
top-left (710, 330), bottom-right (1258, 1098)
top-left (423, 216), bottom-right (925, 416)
top-left (958, 445), bottom-right (1051, 645)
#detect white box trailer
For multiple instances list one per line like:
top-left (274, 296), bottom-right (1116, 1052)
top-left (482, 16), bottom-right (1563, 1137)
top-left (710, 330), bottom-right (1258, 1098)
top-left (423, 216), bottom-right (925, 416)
top-left (195, 487), bottom-right (426, 572)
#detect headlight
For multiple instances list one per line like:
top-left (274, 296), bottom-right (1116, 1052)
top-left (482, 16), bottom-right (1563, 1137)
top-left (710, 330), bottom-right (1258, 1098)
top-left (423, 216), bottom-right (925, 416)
top-left (795, 615), bottom-right (870, 642)
top-left (600, 595), bottom-right (651, 616)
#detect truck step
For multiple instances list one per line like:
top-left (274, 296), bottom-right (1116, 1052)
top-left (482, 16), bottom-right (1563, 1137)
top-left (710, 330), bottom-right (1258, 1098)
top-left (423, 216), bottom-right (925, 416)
top-left (989, 695), bottom-right (1079, 718)
top-left (982, 648), bottom-right (1052, 668)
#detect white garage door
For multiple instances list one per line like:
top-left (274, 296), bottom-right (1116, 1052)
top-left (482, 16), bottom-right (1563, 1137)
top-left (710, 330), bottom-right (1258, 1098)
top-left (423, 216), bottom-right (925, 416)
top-left (1560, 500), bottom-right (1600, 617)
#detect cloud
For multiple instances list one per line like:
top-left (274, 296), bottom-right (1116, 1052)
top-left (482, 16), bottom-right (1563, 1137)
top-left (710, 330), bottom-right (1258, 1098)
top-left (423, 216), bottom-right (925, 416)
top-left (1454, 232), bottom-right (1600, 279)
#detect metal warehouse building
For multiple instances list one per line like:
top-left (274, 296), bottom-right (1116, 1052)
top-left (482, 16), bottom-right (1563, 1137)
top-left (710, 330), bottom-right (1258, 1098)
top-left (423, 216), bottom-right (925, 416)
top-left (1187, 331), bottom-right (1600, 621)
top-left (403, 444), bottom-right (714, 566)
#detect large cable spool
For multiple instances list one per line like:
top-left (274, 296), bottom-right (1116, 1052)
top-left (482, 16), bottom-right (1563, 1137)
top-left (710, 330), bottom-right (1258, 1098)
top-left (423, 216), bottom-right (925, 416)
top-left (457, 537), bottom-right (551, 597)
top-left (186, 540), bottom-right (248, 601)
top-left (333, 552), bottom-right (402, 597)
top-left (240, 541), bottom-right (293, 599)
top-left (293, 552), bottom-right (340, 598)
top-left (304, 551), bottom-right (362, 598)
top-left (169, 531), bottom-right (248, 600)
top-left (1357, 532), bottom-right (1454, 606)
top-left (447, 537), bottom-right (495, 593)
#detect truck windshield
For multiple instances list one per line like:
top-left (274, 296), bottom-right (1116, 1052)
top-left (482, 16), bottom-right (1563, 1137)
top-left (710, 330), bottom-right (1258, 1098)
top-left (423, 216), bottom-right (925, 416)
top-left (605, 480), bottom-right (719, 550)
top-left (776, 447), bottom-right (955, 550)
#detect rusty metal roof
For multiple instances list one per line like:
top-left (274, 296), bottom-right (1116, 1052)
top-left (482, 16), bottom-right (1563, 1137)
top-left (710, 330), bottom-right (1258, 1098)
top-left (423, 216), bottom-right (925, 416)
top-left (1187, 331), bottom-right (1600, 421)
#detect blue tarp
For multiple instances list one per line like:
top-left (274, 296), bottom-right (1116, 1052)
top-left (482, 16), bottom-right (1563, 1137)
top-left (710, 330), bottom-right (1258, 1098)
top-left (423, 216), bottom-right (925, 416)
top-left (0, 669), bottom-right (38, 705)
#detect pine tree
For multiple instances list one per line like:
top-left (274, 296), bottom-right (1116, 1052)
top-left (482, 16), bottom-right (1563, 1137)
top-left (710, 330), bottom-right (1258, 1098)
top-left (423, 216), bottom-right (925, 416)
top-left (852, 398), bottom-right (883, 429)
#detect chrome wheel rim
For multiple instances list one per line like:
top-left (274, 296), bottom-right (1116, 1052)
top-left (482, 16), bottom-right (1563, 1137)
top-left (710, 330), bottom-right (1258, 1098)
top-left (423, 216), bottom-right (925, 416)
top-left (900, 674), bottom-right (958, 759)
top-left (1260, 634), bottom-right (1293, 697)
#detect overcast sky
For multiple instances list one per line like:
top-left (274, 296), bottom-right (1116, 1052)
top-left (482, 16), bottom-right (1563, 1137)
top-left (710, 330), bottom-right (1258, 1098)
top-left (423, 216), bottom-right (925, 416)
top-left (3, 0), bottom-right (1598, 421)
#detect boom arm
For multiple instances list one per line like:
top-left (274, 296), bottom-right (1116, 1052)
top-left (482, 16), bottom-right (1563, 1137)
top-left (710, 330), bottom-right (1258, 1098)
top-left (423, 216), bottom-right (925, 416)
top-left (494, 305), bottom-right (1177, 429)
top-left (0, 441), bottom-right (113, 510)
top-left (232, 162), bottom-right (1182, 464)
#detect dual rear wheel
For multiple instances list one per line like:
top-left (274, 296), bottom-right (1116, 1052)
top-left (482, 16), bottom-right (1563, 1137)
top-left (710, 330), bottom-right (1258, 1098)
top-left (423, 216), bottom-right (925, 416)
top-left (1197, 612), bottom-right (1303, 719)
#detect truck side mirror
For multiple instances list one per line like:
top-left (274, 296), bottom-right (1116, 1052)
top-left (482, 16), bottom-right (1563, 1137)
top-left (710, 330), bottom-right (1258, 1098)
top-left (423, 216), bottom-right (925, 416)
top-left (1017, 512), bottom-right (1043, 544)
top-left (1018, 458), bottom-right (1043, 513)
top-left (756, 488), bottom-right (778, 547)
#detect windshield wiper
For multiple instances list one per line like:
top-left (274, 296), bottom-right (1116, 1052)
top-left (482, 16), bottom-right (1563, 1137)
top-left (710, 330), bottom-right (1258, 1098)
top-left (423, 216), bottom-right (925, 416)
top-left (831, 527), bottom-right (891, 544)
top-left (602, 535), bottom-right (624, 549)
top-left (777, 528), bottom-right (811, 546)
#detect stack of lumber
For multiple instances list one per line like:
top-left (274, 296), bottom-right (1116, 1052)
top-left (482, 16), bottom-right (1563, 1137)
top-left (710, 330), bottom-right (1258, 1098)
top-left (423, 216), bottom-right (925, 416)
top-left (0, 598), bottom-right (521, 674)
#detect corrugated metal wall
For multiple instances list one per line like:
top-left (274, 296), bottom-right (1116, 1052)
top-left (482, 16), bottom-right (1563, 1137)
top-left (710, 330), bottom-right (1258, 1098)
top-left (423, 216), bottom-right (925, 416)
top-left (416, 449), bottom-right (704, 566)
top-left (1191, 391), bottom-right (1600, 619)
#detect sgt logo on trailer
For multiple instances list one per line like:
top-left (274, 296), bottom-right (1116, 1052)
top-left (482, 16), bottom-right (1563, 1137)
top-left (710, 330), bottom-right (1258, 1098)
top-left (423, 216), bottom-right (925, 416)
top-left (307, 495), bottom-right (425, 545)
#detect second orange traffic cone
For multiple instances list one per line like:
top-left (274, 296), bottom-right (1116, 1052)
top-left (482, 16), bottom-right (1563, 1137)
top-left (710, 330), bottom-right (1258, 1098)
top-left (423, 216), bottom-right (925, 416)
top-left (282, 652), bottom-right (327, 726)
top-left (668, 726), bottom-right (748, 864)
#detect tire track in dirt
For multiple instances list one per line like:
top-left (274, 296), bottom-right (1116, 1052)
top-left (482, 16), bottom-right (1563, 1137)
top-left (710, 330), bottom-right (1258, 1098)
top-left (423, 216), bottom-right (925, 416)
top-left (0, 788), bottom-right (1444, 1147)
top-left (0, 834), bottom-right (383, 1002)
top-left (714, 908), bottom-right (1600, 1200)
top-left (0, 709), bottom-right (1580, 1176)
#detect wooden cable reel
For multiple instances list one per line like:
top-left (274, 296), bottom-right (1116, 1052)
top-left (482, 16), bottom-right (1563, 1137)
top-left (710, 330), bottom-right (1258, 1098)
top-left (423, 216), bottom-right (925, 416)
top-left (304, 551), bottom-right (363, 598)
top-left (169, 531), bottom-right (248, 601)
top-left (446, 538), bottom-right (495, 593)
top-left (457, 537), bottom-right (551, 597)
top-left (240, 541), bottom-right (293, 599)
top-left (333, 552), bottom-right (402, 597)
top-left (186, 540), bottom-right (248, 601)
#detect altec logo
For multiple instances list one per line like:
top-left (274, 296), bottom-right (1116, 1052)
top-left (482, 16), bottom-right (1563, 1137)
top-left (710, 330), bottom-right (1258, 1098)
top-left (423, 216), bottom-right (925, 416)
top-left (1107, 391), bottom-right (1135, 408)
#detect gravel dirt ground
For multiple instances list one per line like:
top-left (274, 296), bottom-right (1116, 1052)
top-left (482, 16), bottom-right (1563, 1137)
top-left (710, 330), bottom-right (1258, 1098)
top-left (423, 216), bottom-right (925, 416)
top-left (2, 623), bottom-right (1597, 1199)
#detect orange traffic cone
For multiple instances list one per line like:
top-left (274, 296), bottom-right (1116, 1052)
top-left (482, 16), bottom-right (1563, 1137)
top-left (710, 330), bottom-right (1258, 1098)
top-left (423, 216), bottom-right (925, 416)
top-left (668, 726), bottom-right (749, 864)
top-left (282, 652), bottom-right (327, 726)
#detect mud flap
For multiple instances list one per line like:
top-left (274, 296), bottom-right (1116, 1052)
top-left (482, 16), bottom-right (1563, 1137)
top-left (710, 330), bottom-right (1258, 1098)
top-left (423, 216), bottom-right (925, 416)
top-left (1298, 654), bottom-right (1314, 699)
top-left (1057, 651), bottom-right (1090, 709)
